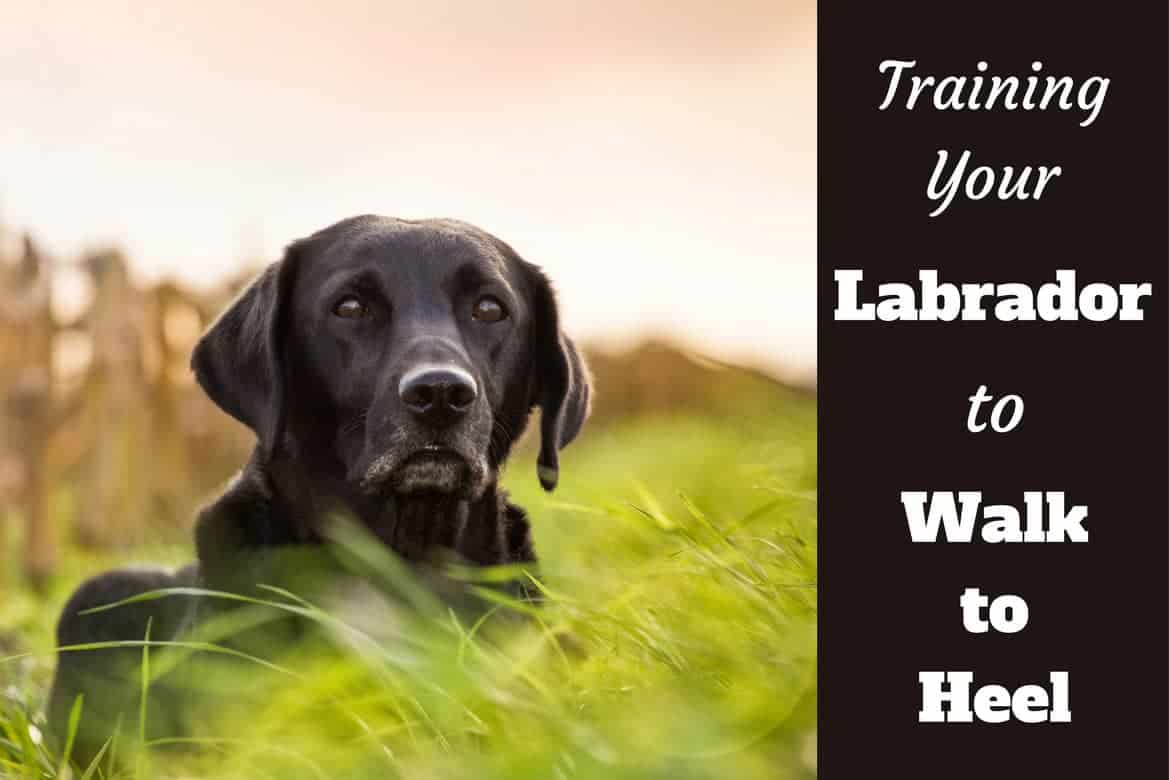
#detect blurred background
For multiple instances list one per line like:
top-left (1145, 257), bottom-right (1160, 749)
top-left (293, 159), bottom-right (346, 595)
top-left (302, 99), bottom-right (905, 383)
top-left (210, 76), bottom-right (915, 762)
top-left (1, 4), bottom-right (817, 777)
top-left (1, 0), bottom-right (815, 590)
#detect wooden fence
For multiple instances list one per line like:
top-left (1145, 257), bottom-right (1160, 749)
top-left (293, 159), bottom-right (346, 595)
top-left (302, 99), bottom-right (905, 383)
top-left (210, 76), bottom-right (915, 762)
top-left (1, 231), bottom-right (253, 591)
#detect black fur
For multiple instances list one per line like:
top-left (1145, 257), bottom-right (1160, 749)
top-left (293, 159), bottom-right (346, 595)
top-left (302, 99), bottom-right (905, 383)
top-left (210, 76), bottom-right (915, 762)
top-left (47, 216), bottom-right (589, 766)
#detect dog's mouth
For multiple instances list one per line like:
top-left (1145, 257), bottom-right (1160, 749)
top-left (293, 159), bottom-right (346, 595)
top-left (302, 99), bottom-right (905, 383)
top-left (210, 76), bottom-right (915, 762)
top-left (359, 445), bottom-right (485, 497)
top-left (395, 447), bottom-right (468, 494)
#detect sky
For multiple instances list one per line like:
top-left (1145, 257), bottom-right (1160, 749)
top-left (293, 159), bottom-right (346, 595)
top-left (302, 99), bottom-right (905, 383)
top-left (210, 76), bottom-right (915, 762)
top-left (0, 0), bottom-right (816, 380)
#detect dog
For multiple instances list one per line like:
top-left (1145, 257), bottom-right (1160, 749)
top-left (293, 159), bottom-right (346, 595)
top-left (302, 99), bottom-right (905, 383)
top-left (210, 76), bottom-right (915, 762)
top-left (46, 215), bottom-right (590, 765)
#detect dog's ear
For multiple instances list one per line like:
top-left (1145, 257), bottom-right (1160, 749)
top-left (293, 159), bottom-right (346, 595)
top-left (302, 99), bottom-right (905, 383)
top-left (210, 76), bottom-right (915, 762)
top-left (192, 243), bottom-right (301, 461)
top-left (526, 266), bottom-right (591, 491)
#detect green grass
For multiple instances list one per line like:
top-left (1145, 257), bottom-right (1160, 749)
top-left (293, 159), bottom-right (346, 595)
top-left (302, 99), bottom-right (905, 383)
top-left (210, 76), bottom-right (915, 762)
top-left (0, 404), bottom-right (816, 779)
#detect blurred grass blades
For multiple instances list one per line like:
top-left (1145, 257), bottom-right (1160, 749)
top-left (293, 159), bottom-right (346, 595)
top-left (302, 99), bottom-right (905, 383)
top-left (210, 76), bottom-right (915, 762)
top-left (0, 410), bottom-right (816, 779)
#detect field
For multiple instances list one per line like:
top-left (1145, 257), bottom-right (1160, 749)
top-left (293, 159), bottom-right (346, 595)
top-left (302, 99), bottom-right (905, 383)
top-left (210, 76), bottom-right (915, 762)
top-left (0, 398), bottom-right (816, 779)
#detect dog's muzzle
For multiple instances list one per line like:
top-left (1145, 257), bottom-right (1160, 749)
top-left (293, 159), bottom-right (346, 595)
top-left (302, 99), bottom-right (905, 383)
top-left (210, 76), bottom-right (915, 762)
top-left (359, 446), bottom-right (487, 497)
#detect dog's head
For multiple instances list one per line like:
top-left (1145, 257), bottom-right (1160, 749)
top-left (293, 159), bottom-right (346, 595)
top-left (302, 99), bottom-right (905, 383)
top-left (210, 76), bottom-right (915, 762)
top-left (192, 216), bottom-right (589, 499)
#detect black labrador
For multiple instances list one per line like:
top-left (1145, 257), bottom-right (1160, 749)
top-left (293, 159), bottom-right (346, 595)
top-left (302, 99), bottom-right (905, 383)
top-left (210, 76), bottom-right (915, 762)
top-left (47, 215), bottom-right (590, 764)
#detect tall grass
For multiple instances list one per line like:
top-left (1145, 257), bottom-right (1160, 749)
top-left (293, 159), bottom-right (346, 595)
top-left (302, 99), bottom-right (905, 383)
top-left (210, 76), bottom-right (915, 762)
top-left (0, 404), bottom-right (816, 779)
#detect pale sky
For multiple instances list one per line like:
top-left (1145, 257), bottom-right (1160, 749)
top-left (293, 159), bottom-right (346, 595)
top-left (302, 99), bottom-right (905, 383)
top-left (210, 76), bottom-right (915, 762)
top-left (0, 1), bottom-right (816, 380)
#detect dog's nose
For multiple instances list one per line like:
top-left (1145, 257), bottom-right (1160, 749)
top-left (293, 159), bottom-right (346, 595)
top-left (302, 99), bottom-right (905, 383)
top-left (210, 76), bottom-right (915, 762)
top-left (399, 365), bottom-right (478, 424)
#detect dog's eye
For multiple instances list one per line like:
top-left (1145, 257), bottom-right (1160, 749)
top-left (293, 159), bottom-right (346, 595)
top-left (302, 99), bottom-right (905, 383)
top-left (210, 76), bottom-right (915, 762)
top-left (333, 296), bottom-right (368, 319)
top-left (472, 295), bottom-right (507, 323)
